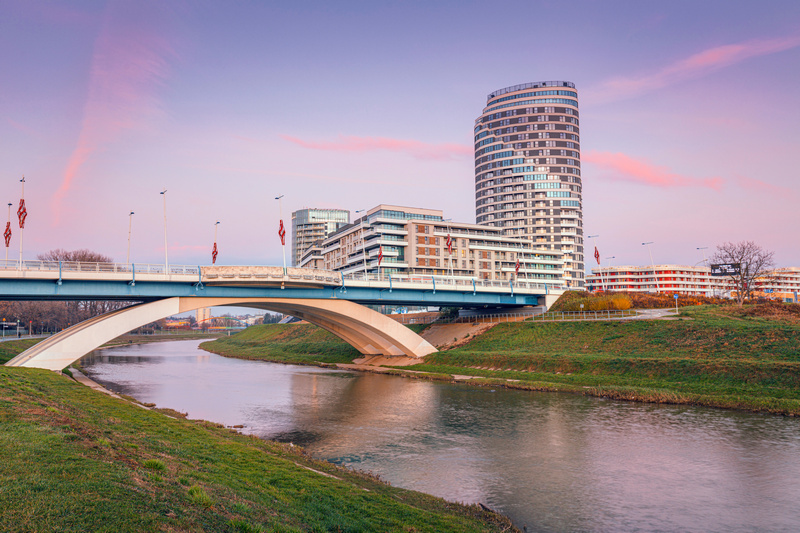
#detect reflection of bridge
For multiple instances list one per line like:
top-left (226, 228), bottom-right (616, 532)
top-left (3, 262), bottom-right (563, 371)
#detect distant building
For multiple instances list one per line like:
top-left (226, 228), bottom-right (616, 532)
top-left (300, 204), bottom-right (565, 290)
top-left (291, 208), bottom-right (350, 266)
top-left (586, 265), bottom-right (800, 301)
top-left (474, 81), bottom-right (584, 287)
top-left (196, 307), bottom-right (211, 325)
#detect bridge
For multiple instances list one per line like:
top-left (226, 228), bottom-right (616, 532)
top-left (2, 261), bottom-right (563, 371)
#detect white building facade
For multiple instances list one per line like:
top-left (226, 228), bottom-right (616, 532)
top-left (300, 205), bottom-right (565, 290)
top-left (587, 265), bottom-right (800, 302)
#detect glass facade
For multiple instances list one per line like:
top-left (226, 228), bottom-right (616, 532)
top-left (474, 81), bottom-right (584, 287)
top-left (291, 208), bottom-right (350, 266)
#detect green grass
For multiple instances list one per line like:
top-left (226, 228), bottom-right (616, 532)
top-left (201, 323), bottom-right (364, 365)
top-left (203, 306), bottom-right (800, 416)
top-left (0, 365), bottom-right (514, 532)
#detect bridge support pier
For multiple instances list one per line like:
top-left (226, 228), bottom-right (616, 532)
top-left (5, 297), bottom-right (437, 371)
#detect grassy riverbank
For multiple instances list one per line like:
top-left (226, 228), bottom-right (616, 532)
top-left (0, 341), bottom-right (514, 532)
top-left (202, 304), bottom-right (800, 416)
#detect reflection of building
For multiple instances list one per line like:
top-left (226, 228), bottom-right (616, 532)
top-left (300, 204), bottom-right (564, 288)
top-left (475, 81), bottom-right (584, 287)
top-left (587, 265), bottom-right (800, 301)
top-left (196, 307), bottom-right (211, 324)
top-left (291, 208), bottom-right (350, 266)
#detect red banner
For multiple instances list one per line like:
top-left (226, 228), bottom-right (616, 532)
top-left (515, 257), bottom-right (520, 275)
top-left (278, 220), bottom-right (286, 245)
top-left (378, 246), bottom-right (383, 266)
top-left (17, 199), bottom-right (27, 229)
top-left (3, 222), bottom-right (10, 247)
top-left (446, 234), bottom-right (452, 254)
top-left (594, 246), bottom-right (600, 265)
top-left (212, 242), bottom-right (218, 264)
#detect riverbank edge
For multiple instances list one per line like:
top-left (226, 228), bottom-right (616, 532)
top-left (199, 327), bottom-right (800, 418)
top-left (0, 340), bottom-right (518, 532)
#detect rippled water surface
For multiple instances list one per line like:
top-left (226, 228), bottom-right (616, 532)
top-left (82, 340), bottom-right (800, 532)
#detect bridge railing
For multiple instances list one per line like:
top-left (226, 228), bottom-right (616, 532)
top-left (340, 271), bottom-right (565, 293)
top-left (0, 260), bottom-right (200, 276)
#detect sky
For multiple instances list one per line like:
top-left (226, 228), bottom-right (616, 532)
top-left (1, 0), bottom-right (799, 271)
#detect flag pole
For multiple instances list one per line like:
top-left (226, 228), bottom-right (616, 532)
top-left (160, 189), bottom-right (168, 273)
top-left (127, 211), bottom-right (134, 265)
top-left (18, 177), bottom-right (25, 270)
top-left (212, 221), bottom-right (220, 264)
top-left (5, 203), bottom-right (10, 265)
top-left (275, 195), bottom-right (286, 276)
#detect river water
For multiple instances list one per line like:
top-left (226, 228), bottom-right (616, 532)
top-left (81, 340), bottom-right (800, 532)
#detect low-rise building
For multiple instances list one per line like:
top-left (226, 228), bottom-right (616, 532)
top-left (300, 204), bottom-right (565, 289)
top-left (586, 265), bottom-right (800, 302)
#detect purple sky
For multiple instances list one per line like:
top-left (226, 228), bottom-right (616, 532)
top-left (2, 0), bottom-right (799, 270)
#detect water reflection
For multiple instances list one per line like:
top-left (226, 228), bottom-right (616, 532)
top-left (82, 340), bottom-right (800, 532)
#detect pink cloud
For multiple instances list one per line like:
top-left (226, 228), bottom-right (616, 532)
top-left (588, 34), bottom-right (800, 103)
top-left (53, 5), bottom-right (178, 217)
top-left (734, 174), bottom-right (792, 195)
top-left (281, 134), bottom-right (472, 161)
top-left (584, 151), bottom-right (724, 191)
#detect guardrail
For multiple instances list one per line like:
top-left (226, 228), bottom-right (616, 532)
top-left (394, 308), bottom-right (637, 325)
top-left (0, 261), bottom-right (564, 294)
top-left (0, 260), bottom-right (199, 276)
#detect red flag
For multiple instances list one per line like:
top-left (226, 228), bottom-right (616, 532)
top-left (278, 219), bottom-right (286, 245)
top-left (594, 246), bottom-right (600, 265)
top-left (446, 233), bottom-right (453, 254)
top-left (212, 242), bottom-right (218, 264)
top-left (3, 222), bottom-right (10, 248)
top-left (378, 246), bottom-right (383, 266)
top-left (515, 256), bottom-right (520, 275)
top-left (17, 199), bottom-right (27, 229)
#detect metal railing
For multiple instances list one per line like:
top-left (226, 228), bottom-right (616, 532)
top-left (0, 261), bottom-right (563, 295)
top-left (0, 260), bottom-right (200, 276)
top-left (393, 308), bottom-right (637, 325)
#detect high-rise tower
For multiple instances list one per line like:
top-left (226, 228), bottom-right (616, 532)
top-left (474, 81), bottom-right (583, 287)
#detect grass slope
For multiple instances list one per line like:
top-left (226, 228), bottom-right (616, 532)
top-left (204, 306), bottom-right (800, 416)
top-left (201, 324), bottom-right (363, 365)
top-left (0, 364), bottom-right (514, 532)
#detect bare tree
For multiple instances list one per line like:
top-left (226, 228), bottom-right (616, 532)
top-left (710, 241), bottom-right (775, 306)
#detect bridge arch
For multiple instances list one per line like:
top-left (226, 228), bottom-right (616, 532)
top-left (6, 297), bottom-right (437, 371)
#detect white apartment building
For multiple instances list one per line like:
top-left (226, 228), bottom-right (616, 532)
top-left (300, 205), bottom-right (565, 290)
top-left (587, 265), bottom-right (800, 302)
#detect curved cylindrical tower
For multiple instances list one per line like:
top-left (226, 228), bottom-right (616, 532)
top-left (474, 81), bottom-right (583, 287)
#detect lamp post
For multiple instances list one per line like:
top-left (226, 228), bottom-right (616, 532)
top-left (275, 195), bottom-right (287, 275)
top-left (443, 218), bottom-right (453, 279)
top-left (160, 190), bottom-right (169, 273)
top-left (355, 209), bottom-right (368, 279)
top-left (697, 246), bottom-right (709, 296)
top-left (587, 234), bottom-right (605, 292)
top-left (642, 242), bottom-right (659, 292)
top-left (605, 256), bottom-right (616, 291)
top-left (5, 202), bottom-right (10, 265)
top-left (127, 211), bottom-right (134, 265)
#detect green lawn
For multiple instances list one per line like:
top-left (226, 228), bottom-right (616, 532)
top-left (203, 305), bottom-right (800, 416)
top-left (0, 362), bottom-right (514, 532)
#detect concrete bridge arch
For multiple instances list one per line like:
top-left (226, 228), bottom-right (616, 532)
top-left (6, 297), bottom-right (437, 371)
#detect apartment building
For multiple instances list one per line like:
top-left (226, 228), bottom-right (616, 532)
top-left (587, 265), bottom-right (800, 302)
top-left (474, 81), bottom-right (584, 286)
top-left (300, 205), bottom-right (565, 289)
top-left (291, 208), bottom-right (350, 266)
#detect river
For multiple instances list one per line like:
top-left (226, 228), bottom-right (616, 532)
top-left (81, 340), bottom-right (800, 532)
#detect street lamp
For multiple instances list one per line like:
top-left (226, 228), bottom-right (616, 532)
top-left (127, 211), bottom-right (134, 265)
top-left (605, 256), bottom-right (616, 291)
top-left (5, 203), bottom-right (10, 264)
top-left (275, 195), bottom-right (287, 275)
top-left (642, 242), bottom-right (659, 292)
top-left (587, 234), bottom-right (605, 292)
top-left (697, 247), bottom-right (709, 296)
top-left (355, 209), bottom-right (369, 279)
top-left (160, 190), bottom-right (169, 272)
